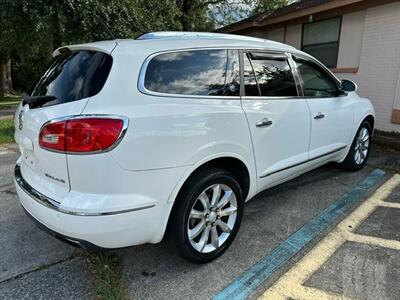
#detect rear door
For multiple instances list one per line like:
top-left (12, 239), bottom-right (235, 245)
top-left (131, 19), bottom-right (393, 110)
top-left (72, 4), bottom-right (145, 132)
top-left (292, 55), bottom-right (353, 159)
top-left (15, 50), bottom-right (113, 201)
top-left (240, 51), bottom-right (311, 189)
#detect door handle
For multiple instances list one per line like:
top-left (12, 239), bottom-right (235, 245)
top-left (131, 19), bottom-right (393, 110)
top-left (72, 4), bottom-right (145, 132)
top-left (314, 112), bottom-right (325, 119)
top-left (256, 118), bottom-right (273, 127)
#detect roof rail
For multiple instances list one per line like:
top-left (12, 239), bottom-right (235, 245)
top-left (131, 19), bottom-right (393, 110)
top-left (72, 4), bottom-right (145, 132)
top-left (136, 31), bottom-right (265, 41)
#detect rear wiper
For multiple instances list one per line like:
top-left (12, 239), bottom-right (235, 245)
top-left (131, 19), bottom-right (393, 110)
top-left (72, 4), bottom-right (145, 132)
top-left (22, 94), bottom-right (57, 109)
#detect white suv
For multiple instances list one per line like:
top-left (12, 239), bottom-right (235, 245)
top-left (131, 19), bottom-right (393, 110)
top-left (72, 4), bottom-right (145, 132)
top-left (14, 32), bottom-right (374, 263)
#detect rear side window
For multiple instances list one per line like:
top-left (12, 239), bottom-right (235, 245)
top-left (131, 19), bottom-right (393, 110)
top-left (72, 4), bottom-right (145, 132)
top-left (245, 52), bottom-right (298, 97)
top-left (243, 53), bottom-right (259, 96)
top-left (32, 50), bottom-right (113, 105)
top-left (144, 49), bottom-right (239, 96)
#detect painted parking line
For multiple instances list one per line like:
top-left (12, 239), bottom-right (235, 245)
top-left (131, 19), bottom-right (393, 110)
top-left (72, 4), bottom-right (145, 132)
top-left (260, 173), bottom-right (400, 300)
top-left (213, 169), bottom-right (386, 300)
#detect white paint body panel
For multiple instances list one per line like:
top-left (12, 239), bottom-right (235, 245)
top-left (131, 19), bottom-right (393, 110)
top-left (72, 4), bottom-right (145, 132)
top-left (241, 98), bottom-right (311, 189)
top-left (306, 96), bottom-right (353, 158)
top-left (14, 33), bottom-right (375, 248)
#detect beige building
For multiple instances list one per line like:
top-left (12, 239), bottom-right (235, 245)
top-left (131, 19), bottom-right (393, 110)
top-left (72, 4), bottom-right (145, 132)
top-left (217, 0), bottom-right (400, 132)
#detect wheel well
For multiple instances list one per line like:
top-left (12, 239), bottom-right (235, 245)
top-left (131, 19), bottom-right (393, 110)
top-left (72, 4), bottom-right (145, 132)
top-left (165, 157), bottom-right (250, 237)
top-left (364, 115), bottom-right (375, 131)
top-left (183, 157), bottom-right (251, 200)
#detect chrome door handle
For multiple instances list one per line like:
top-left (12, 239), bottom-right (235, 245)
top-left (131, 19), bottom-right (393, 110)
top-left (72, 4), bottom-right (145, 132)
top-left (314, 112), bottom-right (325, 119)
top-left (256, 118), bottom-right (273, 127)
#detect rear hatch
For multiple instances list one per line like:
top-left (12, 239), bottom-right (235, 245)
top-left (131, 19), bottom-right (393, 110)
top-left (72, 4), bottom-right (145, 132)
top-left (15, 46), bottom-right (114, 201)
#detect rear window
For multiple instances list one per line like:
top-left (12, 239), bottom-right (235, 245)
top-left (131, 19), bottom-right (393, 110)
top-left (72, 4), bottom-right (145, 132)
top-left (143, 49), bottom-right (240, 96)
top-left (32, 50), bottom-right (113, 105)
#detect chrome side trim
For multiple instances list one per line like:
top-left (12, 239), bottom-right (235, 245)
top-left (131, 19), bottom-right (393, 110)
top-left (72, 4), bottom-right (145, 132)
top-left (39, 114), bottom-right (129, 155)
top-left (259, 145), bottom-right (347, 178)
top-left (14, 164), bottom-right (155, 216)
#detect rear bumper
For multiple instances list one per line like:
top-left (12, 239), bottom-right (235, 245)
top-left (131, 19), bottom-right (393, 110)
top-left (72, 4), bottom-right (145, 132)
top-left (21, 204), bottom-right (107, 251)
top-left (14, 164), bottom-right (173, 248)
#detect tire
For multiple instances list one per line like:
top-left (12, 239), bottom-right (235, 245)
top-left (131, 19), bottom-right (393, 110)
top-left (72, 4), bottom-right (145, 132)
top-left (340, 120), bottom-right (372, 171)
top-left (172, 168), bottom-right (244, 263)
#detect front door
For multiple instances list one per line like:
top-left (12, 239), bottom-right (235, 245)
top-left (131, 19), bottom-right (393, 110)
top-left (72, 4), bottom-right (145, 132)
top-left (292, 56), bottom-right (353, 159)
top-left (240, 51), bottom-right (311, 190)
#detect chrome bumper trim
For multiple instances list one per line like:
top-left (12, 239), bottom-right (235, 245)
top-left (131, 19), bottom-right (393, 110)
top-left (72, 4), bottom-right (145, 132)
top-left (14, 164), bottom-right (155, 216)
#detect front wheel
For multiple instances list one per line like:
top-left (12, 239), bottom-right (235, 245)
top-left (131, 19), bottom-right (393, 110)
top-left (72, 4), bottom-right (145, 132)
top-left (172, 168), bottom-right (244, 263)
top-left (340, 121), bottom-right (372, 170)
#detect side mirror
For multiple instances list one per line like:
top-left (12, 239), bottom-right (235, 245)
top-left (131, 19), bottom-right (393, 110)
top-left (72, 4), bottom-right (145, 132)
top-left (340, 79), bottom-right (357, 92)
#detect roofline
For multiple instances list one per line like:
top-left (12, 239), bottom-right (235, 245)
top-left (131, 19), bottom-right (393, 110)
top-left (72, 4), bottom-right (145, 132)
top-left (217, 0), bottom-right (377, 33)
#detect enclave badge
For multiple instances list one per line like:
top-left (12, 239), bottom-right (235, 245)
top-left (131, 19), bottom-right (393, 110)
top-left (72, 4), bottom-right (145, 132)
top-left (18, 110), bottom-right (24, 130)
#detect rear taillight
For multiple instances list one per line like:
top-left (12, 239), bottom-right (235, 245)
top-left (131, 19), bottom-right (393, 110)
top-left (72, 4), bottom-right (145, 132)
top-left (39, 117), bottom-right (126, 153)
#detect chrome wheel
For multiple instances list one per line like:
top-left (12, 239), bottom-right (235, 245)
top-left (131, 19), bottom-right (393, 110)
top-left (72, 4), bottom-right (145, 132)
top-left (187, 184), bottom-right (237, 253)
top-left (354, 127), bottom-right (370, 165)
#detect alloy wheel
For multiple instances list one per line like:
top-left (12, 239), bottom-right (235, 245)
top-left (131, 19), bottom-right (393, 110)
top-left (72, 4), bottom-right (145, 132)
top-left (354, 127), bottom-right (370, 165)
top-left (187, 184), bottom-right (238, 253)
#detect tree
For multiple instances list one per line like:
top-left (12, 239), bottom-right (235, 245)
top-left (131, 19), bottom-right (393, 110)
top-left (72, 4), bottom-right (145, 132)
top-left (208, 0), bottom-right (288, 28)
top-left (0, 0), bottom-right (181, 94)
top-left (251, 0), bottom-right (288, 15)
top-left (0, 0), bottom-right (289, 95)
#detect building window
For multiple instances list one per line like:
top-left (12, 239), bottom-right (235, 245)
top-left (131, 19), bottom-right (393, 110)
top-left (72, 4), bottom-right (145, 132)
top-left (302, 17), bottom-right (342, 68)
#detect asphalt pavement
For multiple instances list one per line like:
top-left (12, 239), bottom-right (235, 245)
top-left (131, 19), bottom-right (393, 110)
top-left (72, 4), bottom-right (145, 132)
top-left (0, 143), bottom-right (399, 300)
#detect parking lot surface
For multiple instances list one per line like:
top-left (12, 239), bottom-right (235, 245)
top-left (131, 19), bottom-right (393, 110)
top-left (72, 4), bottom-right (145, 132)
top-left (0, 144), bottom-right (399, 300)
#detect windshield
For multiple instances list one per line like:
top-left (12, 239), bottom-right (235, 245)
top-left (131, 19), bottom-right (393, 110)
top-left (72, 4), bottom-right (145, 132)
top-left (31, 50), bottom-right (112, 106)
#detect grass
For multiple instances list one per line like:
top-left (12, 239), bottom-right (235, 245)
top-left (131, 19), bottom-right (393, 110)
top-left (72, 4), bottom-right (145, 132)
top-left (0, 96), bottom-right (20, 110)
top-left (0, 96), bottom-right (20, 103)
top-left (0, 118), bottom-right (14, 144)
top-left (85, 253), bottom-right (129, 300)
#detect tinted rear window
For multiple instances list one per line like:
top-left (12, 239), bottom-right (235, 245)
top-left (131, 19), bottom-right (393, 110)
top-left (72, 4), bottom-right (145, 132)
top-left (246, 52), bottom-right (298, 97)
top-left (32, 50), bottom-right (112, 105)
top-left (144, 49), bottom-right (239, 96)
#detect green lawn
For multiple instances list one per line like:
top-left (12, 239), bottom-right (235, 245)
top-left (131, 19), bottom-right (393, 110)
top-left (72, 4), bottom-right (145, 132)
top-left (0, 96), bottom-right (20, 109)
top-left (0, 118), bottom-right (15, 144)
top-left (0, 96), bottom-right (20, 102)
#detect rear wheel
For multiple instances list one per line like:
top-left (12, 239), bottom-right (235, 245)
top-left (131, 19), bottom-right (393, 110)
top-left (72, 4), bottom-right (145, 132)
top-left (172, 168), bottom-right (244, 263)
top-left (340, 121), bottom-right (372, 170)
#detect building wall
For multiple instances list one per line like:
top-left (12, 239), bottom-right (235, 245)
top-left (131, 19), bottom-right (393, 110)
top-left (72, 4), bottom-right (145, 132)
top-left (285, 24), bottom-right (302, 48)
top-left (245, 30), bottom-right (267, 39)
top-left (336, 1), bottom-right (400, 132)
top-left (236, 2), bottom-right (400, 132)
top-left (266, 27), bottom-right (285, 43)
top-left (336, 10), bottom-right (365, 69)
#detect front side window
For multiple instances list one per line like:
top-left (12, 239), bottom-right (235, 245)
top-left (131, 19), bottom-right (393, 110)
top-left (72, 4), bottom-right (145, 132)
top-left (294, 57), bottom-right (339, 97)
top-left (144, 49), bottom-right (239, 96)
top-left (302, 17), bottom-right (341, 68)
top-left (244, 52), bottom-right (298, 97)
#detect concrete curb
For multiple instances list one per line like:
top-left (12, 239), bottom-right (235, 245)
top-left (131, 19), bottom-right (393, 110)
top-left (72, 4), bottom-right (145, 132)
top-left (373, 130), bottom-right (400, 152)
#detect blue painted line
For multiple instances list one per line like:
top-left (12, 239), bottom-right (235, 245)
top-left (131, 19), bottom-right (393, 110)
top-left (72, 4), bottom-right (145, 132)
top-left (213, 168), bottom-right (386, 300)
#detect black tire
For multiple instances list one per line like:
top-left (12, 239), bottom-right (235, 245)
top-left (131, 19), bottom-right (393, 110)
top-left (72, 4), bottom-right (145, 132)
top-left (340, 120), bottom-right (372, 171)
top-left (172, 168), bottom-right (244, 263)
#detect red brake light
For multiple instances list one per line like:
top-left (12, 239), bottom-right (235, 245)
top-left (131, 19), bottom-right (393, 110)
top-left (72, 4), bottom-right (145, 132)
top-left (39, 121), bottom-right (66, 151)
top-left (39, 117), bottom-right (125, 153)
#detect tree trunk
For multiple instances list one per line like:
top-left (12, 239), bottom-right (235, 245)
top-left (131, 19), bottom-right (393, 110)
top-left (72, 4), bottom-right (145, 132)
top-left (0, 53), bottom-right (5, 98)
top-left (181, 0), bottom-right (193, 31)
top-left (5, 57), bottom-right (12, 93)
top-left (51, 9), bottom-right (62, 50)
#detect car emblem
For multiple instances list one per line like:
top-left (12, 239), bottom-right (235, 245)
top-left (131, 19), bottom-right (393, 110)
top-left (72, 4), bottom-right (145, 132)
top-left (18, 110), bottom-right (24, 130)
